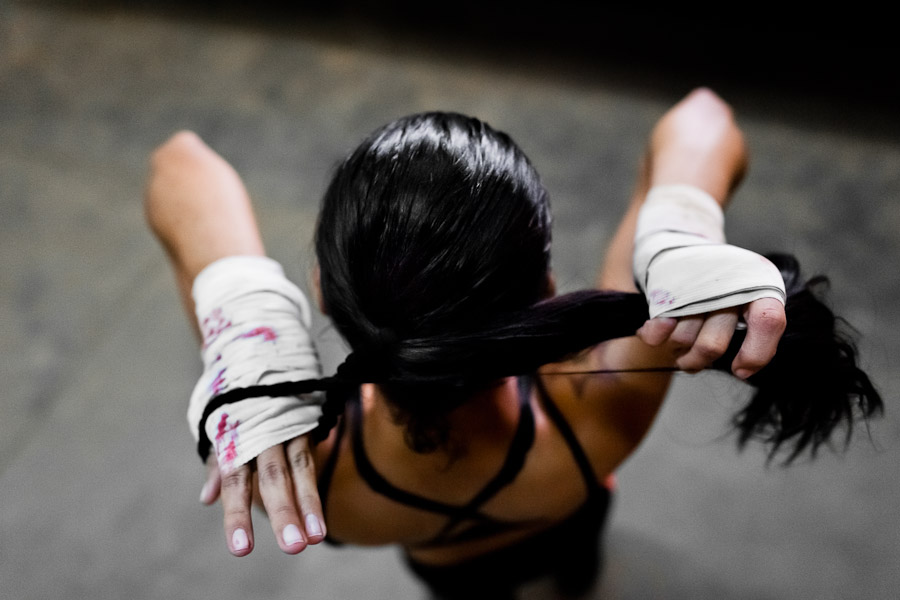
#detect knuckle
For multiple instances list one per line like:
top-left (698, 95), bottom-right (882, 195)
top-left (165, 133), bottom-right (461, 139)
top-left (748, 308), bottom-right (787, 333)
top-left (694, 338), bottom-right (728, 361)
top-left (258, 461), bottom-right (289, 487)
top-left (677, 342), bottom-right (727, 370)
top-left (269, 503), bottom-right (297, 520)
top-left (295, 492), bottom-right (320, 510)
top-left (669, 330), bottom-right (696, 348)
top-left (290, 450), bottom-right (313, 472)
top-left (223, 505), bottom-right (249, 519)
top-left (268, 504), bottom-right (297, 523)
top-left (691, 343), bottom-right (714, 361)
top-left (221, 469), bottom-right (250, 491)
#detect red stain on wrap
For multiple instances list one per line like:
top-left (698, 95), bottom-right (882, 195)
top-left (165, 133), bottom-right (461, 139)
top-left (239, 326), bottom-right (278, 342)
top-left (649, 289), bottom-right (676, 306)
top-left (215, 412), bottom-right (241, 467)
top-left (201, 308), bottom-right (232, 349)
top-left (209, 368), bottom-right (227, 396)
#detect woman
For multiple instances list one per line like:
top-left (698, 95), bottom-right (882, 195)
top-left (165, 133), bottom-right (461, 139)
top-left (145, 89), bottom-right (880, 598)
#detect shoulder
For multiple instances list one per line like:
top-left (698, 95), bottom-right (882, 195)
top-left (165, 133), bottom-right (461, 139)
top-left (537, 337), bottom-right (675, 454)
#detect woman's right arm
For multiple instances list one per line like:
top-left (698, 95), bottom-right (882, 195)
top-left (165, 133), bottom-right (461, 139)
top-left (145, 132), bottom-right (326, 556)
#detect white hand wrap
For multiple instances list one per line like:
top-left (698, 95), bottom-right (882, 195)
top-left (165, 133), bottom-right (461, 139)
top-left (633, 184), bottom-right (786, 319)
top-left (187, 256), bottom-right (323, 472)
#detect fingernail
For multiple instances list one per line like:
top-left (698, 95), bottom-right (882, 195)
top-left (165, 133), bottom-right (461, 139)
top-left (305, 514), bottom-right (323, 538)
top-left (232, 528), bottom-right (249, 551)
top-left (734, 369), bottom-right (752, 380)
top-left (283, 524), bottom-right (303, 546)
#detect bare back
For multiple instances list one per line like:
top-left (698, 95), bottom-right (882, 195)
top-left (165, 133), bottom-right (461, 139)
top-left (312, 335), bottom-right (674, 565)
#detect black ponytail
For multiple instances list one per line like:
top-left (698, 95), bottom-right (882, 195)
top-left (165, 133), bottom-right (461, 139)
top-left (308, 252), bottom-right (883, 462)
top-left (711, 253), bottom-right (883, 463)
top-left (332, 290), bottom-right (651, 452)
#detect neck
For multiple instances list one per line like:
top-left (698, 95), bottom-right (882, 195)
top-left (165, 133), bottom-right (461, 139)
top-left (362, 378), bottom-right (522, 459)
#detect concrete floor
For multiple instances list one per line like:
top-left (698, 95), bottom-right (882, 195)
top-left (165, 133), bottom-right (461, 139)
top-left (2, 2), bottom-right (899, 598)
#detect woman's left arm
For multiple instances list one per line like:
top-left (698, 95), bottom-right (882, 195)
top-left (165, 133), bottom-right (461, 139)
top-left (145, 131), bottom-right (326, 556)
top-left (598, 88), bottom-right (786, 378)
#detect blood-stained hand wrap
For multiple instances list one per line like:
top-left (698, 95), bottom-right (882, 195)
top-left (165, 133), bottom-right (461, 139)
top-left (187, 256), bottom-right (323, 473)
top-left (633, 184), bottom-right (786, 319)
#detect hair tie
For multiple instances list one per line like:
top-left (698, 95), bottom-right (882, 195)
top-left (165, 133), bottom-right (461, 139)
top-left (334, 350), bottom-right (392, 384)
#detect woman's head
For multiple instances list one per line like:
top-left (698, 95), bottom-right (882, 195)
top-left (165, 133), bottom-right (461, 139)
top-left (316, 112), bottom-right (552, 371)
top-left (314, 112), bottom-right (553, 450)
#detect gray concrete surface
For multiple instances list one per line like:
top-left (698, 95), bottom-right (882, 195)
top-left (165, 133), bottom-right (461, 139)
top-left (2, 2), bottom-right (899, 599)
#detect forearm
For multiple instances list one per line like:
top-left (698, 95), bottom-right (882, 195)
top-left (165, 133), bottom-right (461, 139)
top-left (597, 88), bottom-right (746, 292)
top-left (144, 131), bottom-right (266, 332)
top-left (146, 132), bottom-right (329, 555)
top-left (597, 166), bottom-right (648, 291)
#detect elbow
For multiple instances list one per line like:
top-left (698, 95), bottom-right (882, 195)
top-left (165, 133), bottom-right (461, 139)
top-left (147, 130), bottom-right (206, 192)
top-left (151, 130), bottom-right (205, 166)
top-left (144, 130), bottom-right (205, 234)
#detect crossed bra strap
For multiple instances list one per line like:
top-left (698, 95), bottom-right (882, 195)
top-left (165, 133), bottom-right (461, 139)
top-left (532, 375), bottom-right (605, 501)
top-left (316, 375), bottom-right (605, 548)
top-left (353, 377), bottom-right (539, 546)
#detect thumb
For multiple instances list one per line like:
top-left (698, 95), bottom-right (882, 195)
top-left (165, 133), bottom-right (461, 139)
top-left (199, 455), bottom-right (222, 505)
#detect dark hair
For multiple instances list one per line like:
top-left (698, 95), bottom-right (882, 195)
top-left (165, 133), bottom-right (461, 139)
top-left (315, 112), bottom-right (553, 450)
top-left (312, 112), bottom-right (883, 461)
top-left (713, 253), bottom-right (883, 463)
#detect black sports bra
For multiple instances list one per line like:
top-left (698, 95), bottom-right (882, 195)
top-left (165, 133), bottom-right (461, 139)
top-left (316, 375), bottom-right (605, 548)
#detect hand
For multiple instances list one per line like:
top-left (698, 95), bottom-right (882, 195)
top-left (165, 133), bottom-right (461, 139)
top-left (636, 91), bottom-right (786, 376)
top-left (199, 435), bottom-right (326, 557)
top-left (636, 297), bottom-right (787, 378)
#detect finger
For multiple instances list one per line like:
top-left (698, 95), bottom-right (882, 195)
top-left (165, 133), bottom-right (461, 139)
top-left (676, 309), bottom-right (739, 372)
top-left (286, 436), bottom-right (326, 545)
top-left (667, 315), bottom-right (704, 353)
top-left (636, 317), bottom-right (677, 346)
top-left (286, 437), bottom-right (326, 544)
top-left (256, 445), bottom-right (308, 554)
top-left (732, 298), bottom-right (787, 378)
top-left (220, 463), bottom-right (254, 556)
top-left (200, 455), bottom-right (222, 505)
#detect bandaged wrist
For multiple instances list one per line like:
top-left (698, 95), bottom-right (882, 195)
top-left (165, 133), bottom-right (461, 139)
top-left (187, 255), bottom-right (323, 471)
top-left (633, 184), bottom-right (786, 319)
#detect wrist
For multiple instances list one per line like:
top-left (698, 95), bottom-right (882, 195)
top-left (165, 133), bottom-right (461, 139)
top-left (187, 255), bottom-right (324, 468)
